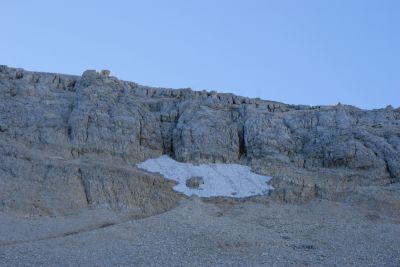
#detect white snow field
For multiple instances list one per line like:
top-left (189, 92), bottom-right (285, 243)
top-left (137, 155), bottom-right (273, 198)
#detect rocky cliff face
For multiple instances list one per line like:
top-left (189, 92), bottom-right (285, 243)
top-left (0, 66), bottom-right (399, 216)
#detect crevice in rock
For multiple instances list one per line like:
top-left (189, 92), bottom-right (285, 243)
top-left (85, 116), bottom-right (90, 142)
top-left (15, 69), bottom-right (23, 79)
top-left (138, 120), bottom-right (143, 146)
top-left (170, 135), bottom-right (175, 157)
top-left (77, 168), bottom-right (90, 206)
top-left (384, 159), bottom-right (397, 183)
top-left (67, 126), bottom-right (72, 139)
top-left (67, 80), bottom-right (77, 92)
top-left (238, 125), bottom-right (247, 159)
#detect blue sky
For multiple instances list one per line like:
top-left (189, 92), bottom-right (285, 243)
top-left (1, 0), bottom-right (399, 109)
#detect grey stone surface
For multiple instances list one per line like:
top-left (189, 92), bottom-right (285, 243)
top-left (0, 65), bottom-right (399, 216)
top-left (1, 198), bottom-right (400, 266)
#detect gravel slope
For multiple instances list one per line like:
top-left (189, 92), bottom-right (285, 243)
top-left (1, 198), bottom-right (399, 267)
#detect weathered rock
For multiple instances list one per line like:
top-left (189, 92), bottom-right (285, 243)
top-left (0, 65), bottom-right (399, 215)
top-left (68, 71), bottom-right (164, 161)
top-left (185, 176), bottom-right (204, 189)
top-left (173, 105), bottom-right (241, 163)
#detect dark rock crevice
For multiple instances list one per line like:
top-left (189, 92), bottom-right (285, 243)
top-left (77, 168), bottom-right (90, 206)
top-left (238, 125), bottom-right (247, 159)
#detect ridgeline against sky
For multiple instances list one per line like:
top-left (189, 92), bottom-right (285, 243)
top-left (1, 0), bottom-right (399, 109)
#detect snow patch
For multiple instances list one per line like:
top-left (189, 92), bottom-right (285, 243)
top-left (137, 155), bottom-right (273, 198)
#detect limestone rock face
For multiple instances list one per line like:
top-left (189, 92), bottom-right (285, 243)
top-left (68, 70), bottom-right (164, 161)
top-left (173, 105), bottom-right (241, 163)
top-left (0, 65), bottom-right (399, 215)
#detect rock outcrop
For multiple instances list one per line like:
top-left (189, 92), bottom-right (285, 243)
top-left (0, 65), bottom-right (399, 216)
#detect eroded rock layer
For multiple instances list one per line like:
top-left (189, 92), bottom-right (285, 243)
top-left (0, 66), bottom-right (399, 215)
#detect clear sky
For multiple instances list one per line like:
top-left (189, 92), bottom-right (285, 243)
top-left (1, 0), bottom-right (399, 109)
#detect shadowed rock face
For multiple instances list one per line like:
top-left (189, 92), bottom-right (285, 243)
top-left (0, 65), bottom-right (399, 215)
